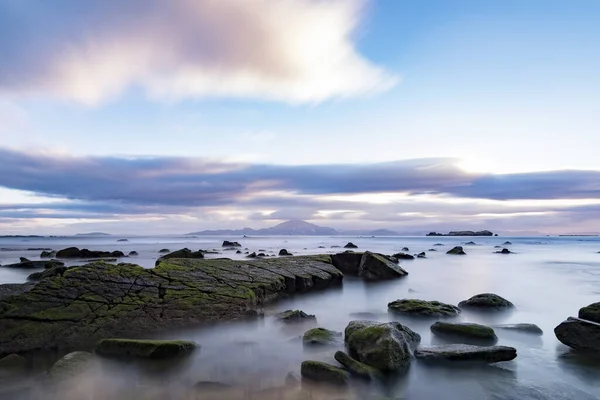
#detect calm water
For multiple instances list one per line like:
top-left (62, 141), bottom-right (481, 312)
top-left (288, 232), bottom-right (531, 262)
top-left (1, 235), bottom-right (600, 399)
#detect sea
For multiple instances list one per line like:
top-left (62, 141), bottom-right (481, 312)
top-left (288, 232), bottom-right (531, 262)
top-left (0, 235), bottom-right (599, 399)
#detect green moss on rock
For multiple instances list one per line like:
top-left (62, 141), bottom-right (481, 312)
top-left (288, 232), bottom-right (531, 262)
top-left (388, 299), bottom-right (461, 317)
top-left (431, 322), bottom-right (497, 341)
top-left (300, 360), bottom-right (349, 385)
top-left (458, 293), bottom-right (515, 310)
top-left (302, 328), bottom-right (341, 346)
top-left (95, 339), bottom-right (197, 359)
top-left (334, 351), bottom-right (380, 380)
top-left (579, 302), bottom-right (600, 323)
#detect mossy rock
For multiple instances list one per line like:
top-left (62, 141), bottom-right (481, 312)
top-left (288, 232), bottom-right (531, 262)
top-left (300, 360), bottom-right (349, 385)
top-left (388, 299), bottom-right (461, 317)
top-left (95, 339), bottom-right (197, 359)
top-left (276, 310), bottom-right (316, 324)
top-left (27, 266), bottom-right (67, 281)
top-left (40, 250), bottom-right (56, 258)
top-left (50, 351), bottom-right (95, 380)
top-left (494, 323), bottom-right (543, 335)
top-left (579, 302), bottom-right (600, 323)
top-left (458, 293), bottom-right (515, 310)
top-left (446, 246), bottom-right (466, 255)
top-left (302, 328), bottom-right (341, 346)
top-left (334, 351), bottom-right (380, 381)
top-left (155, 248), bottom-right (204, 266)
top-left (431, 322), bottom-right (497, 341)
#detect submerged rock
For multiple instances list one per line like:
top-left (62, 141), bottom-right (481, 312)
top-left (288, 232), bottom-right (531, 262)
top-left (0, 354), bottom-right (26, 370)
top-left (128, 251), bottom-right (138, 256)
top-left (344, 242), bottom-right (358, 249)
top-left (247, 252), bottom-right (257, 258)
top-left (417, 252), bottom-right (426, 258)
top-left (2, 259), bottom-right (64, 270)
top-left (334, 351), bottom-right (380, 380)
top-left (494, 323), bottom-right (543, 335)
top-left (392, 252), bottom-right (414, 260)
top-left (414, 344), bottom-right (517, 363)
top-left (458, 293), bottom-right (515, 310)
top-left (344, 320), bottom-right (421, 372)
top-left (275, 310), bottom-right (316, 323)
top-left (55, 247), bottom-right (125, 258)
top-left (446, 246), bottom-right (466, 255)
top-left (158, 248), bottom-right (170, 253)
top-left (27, 266), bottom-right (67, 281)
top-left (49, 351), bottom-right (95, 380)
top-left (279, 249), bottom-right (293, 256)
top-left (495, 248), bottom-right (513, 254)
top-left (155, 248), bottom-right (204, 265)
top-left (300, 360), bottom-right (348, 385)
top-left (222, 241), bottom-right (241, 247)
top-left (95, 339), bottom-right (197, 359)
top-left (503, 241), bottom-right (512, 245)
top-left (302, 328), bottom-right (341, 346)
top-left (40, 250), bottom-right (56, 258)
top-left (430, 322), bottom-right (497, 341)
top-left (465, 241), bottom-right (477, 245)
top-left (388, 299), bottom-right (461, 317)
top-left (579, 302), bottom-right (600, 323)
top-left (117, 239), bottom-right (128, 242)
top-left (555, 317), bottom-right (600, 352)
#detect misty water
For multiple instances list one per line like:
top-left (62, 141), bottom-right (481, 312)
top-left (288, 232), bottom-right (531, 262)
top-left (1, 235), bottom-right (600, 399)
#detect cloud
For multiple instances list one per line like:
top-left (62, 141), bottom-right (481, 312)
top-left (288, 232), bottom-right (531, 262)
top-left (0, 0), bottom-right (397, 105)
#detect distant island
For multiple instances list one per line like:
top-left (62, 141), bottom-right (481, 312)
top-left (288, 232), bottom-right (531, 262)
top-left (75, 232), bottom-right (111, 236)
top-left (426, 230), bottom-right (496, 237)
top-left (186, 220), bottom-right (400, 236)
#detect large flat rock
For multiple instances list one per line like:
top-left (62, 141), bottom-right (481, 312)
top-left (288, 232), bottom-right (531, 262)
top-left (414, 344), bottom-right (517, 363)
top-left (555, 316), bottom-right (600, 352)
top-left (0, 256), bottom-right (342, 355)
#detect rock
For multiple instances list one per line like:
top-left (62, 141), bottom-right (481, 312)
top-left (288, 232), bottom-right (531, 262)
top-left (554, 317), bottom-right (600, 352)
top-left (55, 247), bottom-right (125, 258)
top-left (402, 247), bottom-right (410, 252)
top-left (503, 241), bottom-right (512, 245)
top-left (330, 245), bottom-right (341, 248)
top-left (276, 310), bottom-right (316, 324)
top-left (117, 239), bottom-right (128, 242)
top-left (302, 328), bottom-right (341, 346)
top-left (434, 243), bottom-right (444, 246)
top-left (331, 252), bottom-right (363, 275)
top-left (430, 322), bottom-right (497, 341)
top-left (247, 252), bottom-right (257, 258)
top-left (1, 259), bottom-right (64, 269)
top-left (49, 351), bottom-right (95, 379)
top-left (158, 248), bottom-right (170, 253)
top-left (19, 257), bottom-right (30, 263)
top-left (388, 299), bottom-right (461, 317)
top-left (155, 248), bottom-right (204, 266)
top-left (344, 242), bottom-right (358, 249)
top-left (427, 230), bottom-right (494, 237)
top-left (279, 249), bottom-right (293, 256)
top-left (458, 293), bottom-right (515, 310)
top-left (236, 250), bottom-right (242, 254)
top-left (194, 381), bottom-right (231, 390)
top-left (0, 256), bottom-right (343, 355)
top-left (465, 241), bottom-right (477, 245)
top-left (417, 252), bottom-right (426, 258)
top-left (0, 354), bottom-right (26, 369)
top-left (494, 245), bottom-right (502, 248)
top-left (446, 246), bottom-right (466, 255)
top-left (358, 251), bottom-right (408, 281)
top-left (40, 250), bottom-right (56, 258)
top-left (96, 338), bottom-right (197, 359)
top-left (428, 248), bottom-right (437, 252)
top-left (392, 252), bottom-right (414, 260)
top-left (300, 361), bottom-right (348, 385)
top-left (317, 246), bottom-right (325, 249)
top-left (128, 251), bottom-right (138, 256)
top-left (27, 266), bottom-right (67, 281)
top-left (494, 323), bottom-right (543, 335)
top-left (344, 320), bottom-right (421, 372)
top-left (222, 241), bottom-right (242, 247)
top-left (578, 302), bottom-right (600, 323)
top-left (257, 253), bottom-right (266, 257)
top-left (495, 248), bottom-right (513, 254)
top-left (414, 344), bottom-right (517, 363)
top-left (334, 351), bottom-right (379, 380)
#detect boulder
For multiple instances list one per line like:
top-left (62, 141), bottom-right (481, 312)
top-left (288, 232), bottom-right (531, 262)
top-left (458, 293), bottom-right (515, 310)
top-left (275, 310), bottom-right (316, 324)
top-left (578, 302), bottom-right (600, 323)
top-left (27, 266), bottom-right (67, 281)
top-left (236, 250), bottom-right (242, 254)
top-left (257, 253), bottom-right (266, 257)
top-left (300, 360), bottom-right (348, 385)
top-left (494, 323), bottom-right (543, 335)
top-left (430, 322), bottom-right (497, 341)
top-left (446, 246), bottom-right (466, 255)
top-left (495, 248), bottom-right (513, 254)
top-left (1, 259), bottom-right (64, 269)
top-left (55, 247), bottom-right (125, 258)
top-left (503, 241), bottom-right (512, 245)
top-left (344, 320), bottom-right (421, 372)
top-left (554, 317), bottom-right (600, 352)
top-left (302, 328), bottom-right (342, 346)
top-left (358, 251), bottom-right (408, 281)
top-left (417, 252), bottom-right (426, 258)
top-left (330, 252), bottom-right (363, 275)
top-left (402, 247), bottom-right (410, 251)
top-left (49, 351), bottom-right (95, 380)
top-left (155, 248), bottom-right (204, 266)
top-left (334, 351), bottom-right (379, 380)
top-left (279, 249), bottom-right (293, 256)
top-left (465, 241), bottom-right (477, 245)
top-left (247, 252), bottom-right (257, 258)
top-left (117, 239), bottom-right (128, 242)
top-left (344, 242), bottom-right (358, 249)
top-left (40, 250), bottom-right (56, 258)
top-left (95, 339), bottom-right (197, 359)
top-left (222, 241), bottom-right (241, 247)
top-left (414, 344), bottom-right (517, 363)
top-left (158, 248), bottom-right (170, 253)
top-left (392, 252), bottom-right (414, 260)
top-left (388, 299), bottom-right (461, 317)
top-left (128, 251), bottom-right (138, 256)
top-left (0, 354), bottom-right (26, 369)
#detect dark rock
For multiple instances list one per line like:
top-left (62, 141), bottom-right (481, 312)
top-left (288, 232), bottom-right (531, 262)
top-left (40, 250), bottom-right (56, 258)
top-left (117, 239), bottom-right (128, 242)
top-left (222, 241), bottom-right (241, 247)
top-left (27, 266), bottom-right (67, 281)
top-left (156, 248), bottom-right (204, 266)
top-left (275, 310), bottom-right (316, 323)
top-left (464, 241), bottom-right (477, 245)
top-left (0, 283), bottom-right (36, 301)
top-left (494, 245), bottom-right (502, 248)
top-left (401, 247), bottom-right (409, 252)
top-left (247, 252), bottom-right (257, 258)
top-left (392, 252), bottom-right (414, 260)
top-left (330, 245), bottom-right (341, 248)
top-left (302, 328), bottom-right (342, 346)
top-left (554, 317), bottom-right (600, 352)
top-left (414, 344), bottom-right (517, 363)
top-left (49, 351), bottom-right (95, 380)
top-left (1, 259), bottom-right (64, 269)
top-left (344, 242), bottom-right (358, 249)
top-left (430, 322), bottom-right (497, 341)
top-left (417, 252), bottom-right (426, 258)
top-left (96, 339), bottom-right (197, 359)
top-left (55, 247), bottom-right (125, 258)
top-left (494, 323), bottom-right (543, 335)
top-left (331, 252), bottom-right (363, 275)
top-left (434, 243), bottom-right (444, 246)
top-left (495, 248), bottom-right (513, 254)
top-left (388, 299), bottom-right (461, 317)
top-left (344, 320), bottom-right (421, 372)
top-left (446, 246), bottom-right (466, 255)
top-left (428, 249), bottom-right (437, 252)
top-left (503, 241), bottom-right (512, 245)
top-left (334, 351), bottom-right (380, 380)
top-left (278, 249), bottom-right (293, 256)
top-left (458, 293), bottom-right (515, 310)
top-left (427, 230), bottom-right (494, 237)
top-left (257, 253), bottom-right (266, 257)
top-left (194, 381), bottom-right (231, 390)
top-left (359, 251), bottom-right (408, 281)
top-left (19, 257), bottom-right (30, 263)
top-left (0, 354), bottom-right (26, 369)
top-left (579, 302), bottom-right (600, 323)
top-left (236, 250), bottom-right (242, 254)
top-left (300, 360), bottom-right (348, 385)
top-left (158, 248), bottom-right (170, 253)
top-left (317, 246), bottom-right (325, 249)
top-left (128, 251), bottom-right (138, 256)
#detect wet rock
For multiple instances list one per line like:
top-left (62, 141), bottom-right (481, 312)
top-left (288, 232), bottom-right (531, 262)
top-left (117, 239), bottom-right (128, 242)
top-left (458, 293), bottom-right (515, 310)
top-left (0, 354), bottom-right (26, 369)
top-left (344, 320), bottom-right (421, 372)
top-left (158, 248), bottom-right (170, 253)
top-left (300, 360), bottom-right (349, 385)
top-left (465, 241), bottom-right (477, 245)
top-left (27, 266), bottom-right (67, 281)
top-left (222, 241), bottom-right (242, 247)
top-left (40, 250), bottom-right (56, 258)
top-left (402, 247), bottom-right (410, 252)
top-left (330, 245), bottom-right (341, 248)
top-left (279, 249), bottom-right (293, 256)
top-left (417, 252), bottom-right (426, 258)
top-left (331, 252), bottom-right (363, 275)
top-left (392, 252), bottom-right (414, 260)
top-left (275, 310), bottom-right (316, 324)
top-left (155, 248), bottom-right (204, 265)
top-left (247, 252), bottom-right (257, 258)
top-left (428, 248), bottom-right (437, 252)
top-left (257, 253), bottom-right (267, 257)
top-left (359, 251), bottom-right (408, 281)
top-left (414, 344), bottom-right (517, 363)
top-left (49, 351), bottom-right (95, 380)
top-left (334, 351), bottom-right (380, 381)
top-left (128, 251), bottom-right (138, 256)
top-left (344, 242), bottom-right (358, 249)
top-left (434, 243), bottom-right (444, 246)
top-left (578, 302), bottom-right (600, 323)
top-left (446, 246), bottom-right (466, 255)
top-left (236, 250), bottom-right (242, 254)
top-left (430, 322), bottom-right (497, 341)
top-left (317, 246), bottom-right (325, 249)
top-left (302, 328), bottom-right (342, 346)
top-left (554, 317), bottom-right (600, 352)
top-left (388, 299), bottom-right (461, 317)
top-left (2, 259), bottom-right (64, 269)
top-left (503, 241), bottom-right (512, 245)
top-left (494, 323), bottom-right (543, 335)
top-left (55, 247), bottom-right (125, 258)
top-left (95, 339), bottom-right (197, 359)
top-left (495, 248), bottom-right (513, 254)
top-left (0, 283), bottom-right (36, 301)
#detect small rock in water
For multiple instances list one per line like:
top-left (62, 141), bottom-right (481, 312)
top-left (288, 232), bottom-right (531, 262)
top-left (503, 241), bottom-right (512, 245)
top-left (300, 360), bottom-right (349, 385)
top-left (388, 299), bottom-right (461, 317)
top-left (434, 243), bottom-right (444, 246)
top-left (117, 239), bottom-right (128, 242)
top-left (402, 247), bottom-right (410, 252)
top-left (344, 242), bottom-right (358, 249)
top-left (158, 248), bottom-right (170, 253)
top-left (302, 327), bottom-right (342, 346)
top-left (278, 249), bottom-right (293, 256)
top-left (495, 248), bottom-right (513, 254)
top-left (414, 344), bottom-right (517, 363)
top-left (392, 252), bottom-right (415, 260)
top-left (95, 339), bottom-right (197, 359)
top-left (465, 241), bottom-right (477, 245)
top-left (446, 246), bottom-right (466, 255)
top-left (247, 252), bottom-right (257, 258)
top-left (428, 248), bottom-right (437, 252)
top-left (0, 354), bottom-right (27, 370)
top-left (430, 322), bottom-right (497, 342)
top-left (579, 302), bottom-right (600, 323)
top-left (222, 241), bottom-right (241, 247)
top-left (494, 323), bottom-right (543, 335)
top-left (554, 317), bottom-right (600, 352)
top-left (458, 293), bottom-right (515, 310)
top-left (128, 251), bottom-right (138, 256)
top-left (417, 252), bottom-right (426, 258)
top-left (275, 309), bottom-right (316, 324)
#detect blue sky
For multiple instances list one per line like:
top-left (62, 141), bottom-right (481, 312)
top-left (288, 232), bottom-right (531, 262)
top-left (0, 0), bottom-right (599, 234)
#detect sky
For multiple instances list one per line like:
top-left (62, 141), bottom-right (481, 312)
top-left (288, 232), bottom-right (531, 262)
top-left (0, 0), bottom-right (599, 235)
